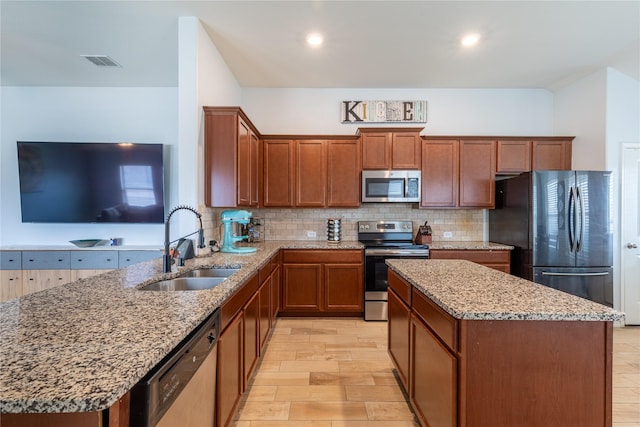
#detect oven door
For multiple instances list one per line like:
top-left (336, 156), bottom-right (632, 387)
top-left (364, 251), bottom-right (429, 320)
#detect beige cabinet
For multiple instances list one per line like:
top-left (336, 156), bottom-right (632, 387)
top-left (1, 270), bottom-right (22, 302)
top-left (22, 269), bottom-right (71, 294)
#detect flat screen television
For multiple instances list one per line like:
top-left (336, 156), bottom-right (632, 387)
top-left (17, 141), bottom-right (165, 223)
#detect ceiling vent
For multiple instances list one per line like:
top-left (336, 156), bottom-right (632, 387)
top-left (81, 55), bottom-right (122, 67)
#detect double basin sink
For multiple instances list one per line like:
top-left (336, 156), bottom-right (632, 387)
top-left (140, 267), bottom-right (240, 291)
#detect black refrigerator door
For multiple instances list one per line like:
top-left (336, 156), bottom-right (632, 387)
top-left (533, 266), bottom-right (613, 307)
top-left (575, 171), bottom-right (613, 267)
top-left (532, 171), bottom-right (575, 267)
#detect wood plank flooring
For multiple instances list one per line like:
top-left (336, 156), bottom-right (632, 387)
top-left (233, 318), bottom-right (640, 427)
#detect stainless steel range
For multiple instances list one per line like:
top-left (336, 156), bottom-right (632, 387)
top-left (358, 220), bottom-right (430, 321)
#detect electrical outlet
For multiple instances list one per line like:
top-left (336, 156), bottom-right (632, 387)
top-left (443, 231), bottom-right (453, 238)
top-left (307, 230), bottom-right (317, 238)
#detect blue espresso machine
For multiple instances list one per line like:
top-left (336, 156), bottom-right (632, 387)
top-left (220, 210), bottom-right (258, 253)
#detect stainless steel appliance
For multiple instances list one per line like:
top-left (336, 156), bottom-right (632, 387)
top-left (130, 309), bottom-right (220, 427)
top-left (359, 220), bottom-right (429, 320)
top-left (361, 170), bottom-right (421, 203)
top-left (489, 171), bottom-right (613, 306)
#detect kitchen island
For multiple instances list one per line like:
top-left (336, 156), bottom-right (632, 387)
top-left (386, 259), bottom-right (623, 427)
top-left (0, 240), bottom-right (362, 426)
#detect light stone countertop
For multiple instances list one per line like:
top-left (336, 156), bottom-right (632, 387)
top-left (0, 240), bottom-right (363, 414)
top-left (386, 259), bottom-right (623, 322)
top-left (428, 241), bottom-right (513, 250)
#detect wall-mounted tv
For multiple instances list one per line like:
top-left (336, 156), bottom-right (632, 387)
top-left (17, 141), bottom-right (165, 224)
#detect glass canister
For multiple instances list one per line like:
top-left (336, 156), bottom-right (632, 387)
top-left (327, 218), bottom-right (341, 244)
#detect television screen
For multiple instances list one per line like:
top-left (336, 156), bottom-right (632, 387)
top-left (17, 141), bottom-right (165, 223)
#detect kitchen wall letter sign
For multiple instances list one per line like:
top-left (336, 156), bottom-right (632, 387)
top-left (342, 100), bottom-right (427, 123)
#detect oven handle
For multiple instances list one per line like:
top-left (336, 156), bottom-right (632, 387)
top-left (365, 249), bottom-right (430, 256)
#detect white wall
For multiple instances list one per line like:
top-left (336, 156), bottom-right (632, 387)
top-left (242, 88), bottom-right (555, 135)
top-left (176, 17), bottom-right (242, 242)
top-left (0, 87), bottom-right (177, 247)
top-left (554, 69), bottom-right (608, 170)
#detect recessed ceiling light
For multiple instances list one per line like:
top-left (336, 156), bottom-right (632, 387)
top-left (306, 32), bottom-right (324, 47)
top-left (460, 33), bottom-right (481, 47)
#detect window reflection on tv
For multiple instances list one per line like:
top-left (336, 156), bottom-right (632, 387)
top-left (17, 141), bottom-right (165, 224)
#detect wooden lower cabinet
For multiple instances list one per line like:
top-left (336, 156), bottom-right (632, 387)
top-left (243, 292), bottom-right (260, 386)
top-left (218, 310), bottom-right (243, 427)
top-left (281, 250), bottom-right (364, 315)
top-left (429, 249), bottom-right (511, 273)
top-left (389, 270), bottom-right (613, 427)
top-left (0, 270), bottom-right (22, 302)
top-left (411, 313), bottom-right (457, 427)
top-left (387, 288), bottom-right (411, 390)
top-left (22, 269), bottom-right (71, 294)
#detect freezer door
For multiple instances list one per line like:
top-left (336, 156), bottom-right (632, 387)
top-left (533, 267), bottom-right (613, 307)
top-left (575, 171), bottom-right (613, 267)
top-left (532, 171), bottom-right (575, 267)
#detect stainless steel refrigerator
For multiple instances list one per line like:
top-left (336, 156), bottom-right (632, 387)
top-left (489, 171), bottom-right (613, 307)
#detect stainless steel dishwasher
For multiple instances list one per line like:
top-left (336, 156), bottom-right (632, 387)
top-left (130, 309), bottom-right (220, 427)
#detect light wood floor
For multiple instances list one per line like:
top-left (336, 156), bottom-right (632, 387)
top-left (233, 318), bottom-right (640, 427)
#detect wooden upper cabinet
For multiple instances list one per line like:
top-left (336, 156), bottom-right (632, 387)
top-left (263, 139), bottom-right (295, 207)
top-left (203, 107), bottom-right (260, 207)
top-left (421, 140), bottom-right (459, 208)
top-left (496, 140), bottom-right (531, 174)
top-left (532, 138), bottom-right (572, 170)
top-left (421, 139), bottom-right (495, 208)
top-left (496, 137), bottom-right (573, 174)
top-left (296, 140), bottom-right (327, 207)
top-left (360, 128), bottom-right (422, 169)
top-left (327, 139), bottom-right (361, 207)
top-left (459, 140), bottom-right (496, 208)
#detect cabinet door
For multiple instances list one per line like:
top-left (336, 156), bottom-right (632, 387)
top-left (263, 140), bottom-right (295, 207)
top-left (324, 264), bottom-right (363, 312)
top-left (23, 270), bottom-right (71, 295)
top-left (217, 312), bottom-right (243, 427)
top-left (250, 132), bottom-right (260, 206)
top-left (282, 264), bottom-right (322, 312)
top-left (1, 270), bottom-right (22, 301)
top-left (270, 266), bottom-right (281, 321)
top-left (411, 315), bottom-right (457, 427)
top-left (296, 140), bottom-right (327, 207)
top-left (361, 132), bottom-right (391, 169)
top-left (532, 139), bottom-right (572, 170)
top-left (392, 132), bottom-right (421, 169)
top-left (459, 140), bottom-right (496, 208)
top-left (244, 292), bottom-right (259, 386)
top-left (259, 278), bottom-right (271, 352)
top-left (327, 139), bottom-right (361, 207)
top-left (237, 118), bottom-right (252, 206)
top-left (388, 288), bottom-right (411, 390)
top-left (496, 140), bottom-right (531, 174)
top-left (421, 140), bottom-right (459, 208)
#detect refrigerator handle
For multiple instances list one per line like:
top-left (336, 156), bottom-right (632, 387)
top-left (541, 271), bottom-right (609, 277)
top-left (576, 185), bottom-right (585, 252)
top-left (568, 185), bottom-right (577, 252)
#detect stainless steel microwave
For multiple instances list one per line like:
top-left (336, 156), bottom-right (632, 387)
top-left (362, 170), bottom-right (421, 203)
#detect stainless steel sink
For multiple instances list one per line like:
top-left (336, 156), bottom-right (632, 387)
top-left (181, 267), bottom-right (240, 278)
top-left (140, 277), bottom-right (227, 291)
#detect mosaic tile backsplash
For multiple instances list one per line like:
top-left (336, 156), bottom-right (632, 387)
top-left (201, 204), bottom-right (484, 243)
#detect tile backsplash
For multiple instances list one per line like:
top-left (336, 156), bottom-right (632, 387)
top-left (202, 204), bottom-right (484, 243)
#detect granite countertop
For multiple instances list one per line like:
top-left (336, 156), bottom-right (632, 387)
top-left (428, 241), bottom-right (513, 250)
top-left (386, 259), bottom-right (623, 322)
top-left (0, 240), bottom-right (363, 414)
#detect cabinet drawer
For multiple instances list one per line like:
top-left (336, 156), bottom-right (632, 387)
top-left (412, 288), bottom-right (458, 352)
top-left (22, 251), bottom-right (70, 270)
top-left (259, 253), bottom-right (279, 283)
top-left (118, 250), bottom-right (160, 267)
top-left (71, 251), bottom-right (118, 269)
top-left (221, 274), bottom-right (259, 330)
top-left (388, 270), bottom-right (411, 306)
top-left (1, 251), bottom-right (22, 270)
top-left (429, 249), bottom-right (510, 264)
top-left (282, 249), bottom-right (362, 264)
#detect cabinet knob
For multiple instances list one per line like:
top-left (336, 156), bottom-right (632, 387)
top-left (627, 243), bottom-right (638, 249)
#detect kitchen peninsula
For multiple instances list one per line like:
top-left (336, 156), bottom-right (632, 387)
top-left (386, 258), bottom-right (623, 427)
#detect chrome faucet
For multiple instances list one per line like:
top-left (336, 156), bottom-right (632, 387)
top-left (163, 205), bottom-right (206, 273)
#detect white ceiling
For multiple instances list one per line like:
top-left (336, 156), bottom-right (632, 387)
top-left (1, 1), bottom-right (639, 90)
